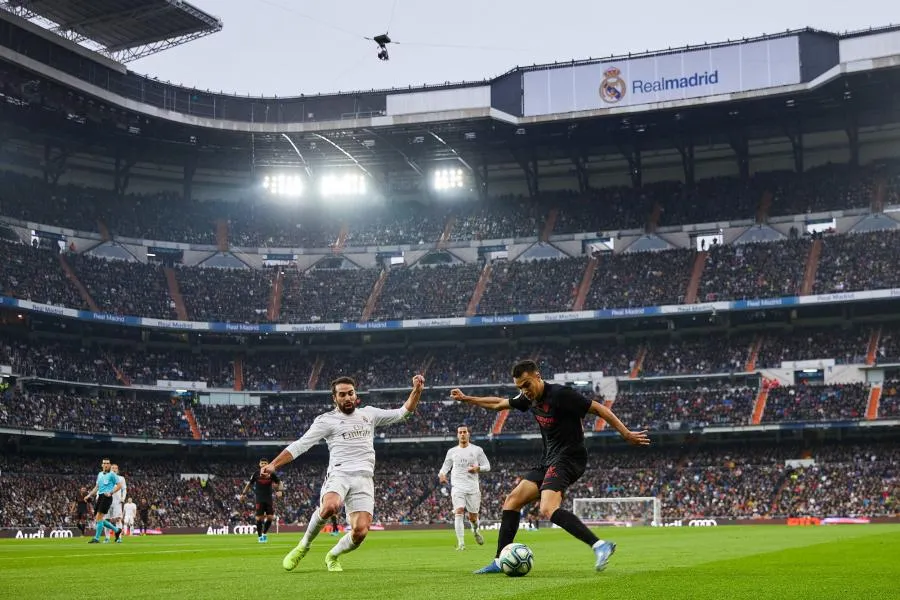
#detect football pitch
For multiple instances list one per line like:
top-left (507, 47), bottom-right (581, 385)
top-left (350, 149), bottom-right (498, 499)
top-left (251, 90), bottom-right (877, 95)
top-left (2, 525), bottom-right (898, 600)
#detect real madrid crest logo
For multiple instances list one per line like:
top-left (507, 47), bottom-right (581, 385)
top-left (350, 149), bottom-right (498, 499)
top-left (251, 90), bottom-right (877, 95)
top-left (599, 67), bottom-right (626, 104)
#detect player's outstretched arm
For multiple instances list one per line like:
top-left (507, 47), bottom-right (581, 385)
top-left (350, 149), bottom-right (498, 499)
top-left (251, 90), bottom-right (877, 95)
top-left (450, 388), bottom-right (511, 411)
top-left (263, 418), bottom-right (330, 475)
top-left (589, 400), bottom-right (650, 446)
top-left (403, 374), bottom-right (425, 413)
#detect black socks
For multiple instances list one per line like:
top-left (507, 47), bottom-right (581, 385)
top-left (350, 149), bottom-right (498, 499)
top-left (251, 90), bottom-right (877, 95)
top-left (550, 508), bottom-right (599, 546)
top-left (495, 510), bottom-right (521, 558)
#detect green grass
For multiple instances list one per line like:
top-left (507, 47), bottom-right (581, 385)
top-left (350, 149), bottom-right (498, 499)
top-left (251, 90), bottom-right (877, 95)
top-left (2, 525), bottom-right (898, 600)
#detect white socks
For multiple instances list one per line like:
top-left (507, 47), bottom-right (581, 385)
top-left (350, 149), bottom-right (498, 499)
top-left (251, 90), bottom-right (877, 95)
top-left (329, 532), bottom-right (360, 557)
top-left (454, 514), bottom-right (465, 546)
top-left (300, 508), bottom-right (327, 548)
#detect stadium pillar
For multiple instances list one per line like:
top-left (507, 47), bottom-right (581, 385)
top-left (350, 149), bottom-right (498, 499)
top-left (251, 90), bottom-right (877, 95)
top-left (783, 126), bottom-right (804, 174)
top-left (113, 154), bottom-right (136, 198)
top-left (675, 139), bottom-right (695, 186)
top-left (845, 120), bottom-right (859, 167)
top-left (42, 141), bottom-right (69, 187)
top-left (571, 153), bottom-right (590, 193)
top-left (617, 142), bottom-right (642, 189)
top-left (183, 153), bottom-right (198, 203)
top-left (729, 133), bottom-right (750, 181)
top-left (512, 152), bottom-right (539, 197)
top-left (473, 157), bottom-right (489, 200)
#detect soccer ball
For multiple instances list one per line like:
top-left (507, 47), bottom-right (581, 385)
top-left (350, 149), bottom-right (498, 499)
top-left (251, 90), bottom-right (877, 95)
top-left (498, 543), bottom-right (534, 577)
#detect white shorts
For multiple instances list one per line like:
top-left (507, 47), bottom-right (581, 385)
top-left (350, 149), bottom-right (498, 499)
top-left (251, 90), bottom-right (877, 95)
top-left (108, 501), bottom-right (123, 520)
top-left (320, 473), bottom-right (375, 516)
top-left (124, 516), bottom-right (135, 526)
top-left (451, 489), bottom-right (482, 514)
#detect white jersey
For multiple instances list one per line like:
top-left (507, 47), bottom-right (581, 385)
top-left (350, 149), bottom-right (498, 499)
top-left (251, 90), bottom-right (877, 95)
top-left (113, 476), bottom-right (127, 504)
top-left (286, 406), bottom-right (412, 477)
top-left (123, 502), bottom-right (137, 520)
top-left (439, 444), bottom-right (491, 494)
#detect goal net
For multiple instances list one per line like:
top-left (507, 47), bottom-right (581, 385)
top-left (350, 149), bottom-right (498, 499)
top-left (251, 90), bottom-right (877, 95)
top-left (572, 497), bottom-right (662, 527)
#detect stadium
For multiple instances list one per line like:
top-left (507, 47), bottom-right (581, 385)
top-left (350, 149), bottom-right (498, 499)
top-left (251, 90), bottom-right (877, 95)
top-left (0, 2), bottom-right (898, 598)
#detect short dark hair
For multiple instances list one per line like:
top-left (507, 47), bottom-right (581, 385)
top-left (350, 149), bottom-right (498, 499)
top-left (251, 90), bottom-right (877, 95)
top-left (331, 376), bottom-right (357, 396)
top-left (511, 360), bottom-right (539, 379)
top-left (457, 425), bottom-right (469, 431)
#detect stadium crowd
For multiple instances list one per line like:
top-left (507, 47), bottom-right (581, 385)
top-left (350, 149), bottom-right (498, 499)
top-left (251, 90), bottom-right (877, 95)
top-left (0, 389), bottom-right (190, 437)
top-left (1, 442), bottom-right (895, 529)
top-left (178, 265), bottom-right (272, 323)
top-left (584, 248), bottom-right (694, 309)
top-left (66, 253), bottom-right (175, 318)
top-left (879, 379), bottom-right (900, 419)
top-left (372, 263), bottom-right (481, 321)
top-left (814, 229), bottom-right (900, 293)
top-left (477, 256), bottom-right (585, 315)
top-left (755, 327), bottom-right (869, 368)
top-left (697, 239), bottom-right (809, 302)
top-left (0, 326), bottom-right (882, 392)
top-left (762, 383), bottom-right (869, 422)
top-left (2, 227), bottom-right (900, 324)
top-left (0, 377), bottom-right (886, 440)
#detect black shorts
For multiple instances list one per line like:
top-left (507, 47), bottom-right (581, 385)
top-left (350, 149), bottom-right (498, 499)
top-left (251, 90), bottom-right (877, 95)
top-left (95, 495), bottom-right (113, 515)
top-left (523, 456), bottom-right (587, 493)
top-left (139, 512), bottom-right (149, 523)
top-left (255, 501), bottom-right (274, 516)
top-left (76, 506), bottom-right (89, 517)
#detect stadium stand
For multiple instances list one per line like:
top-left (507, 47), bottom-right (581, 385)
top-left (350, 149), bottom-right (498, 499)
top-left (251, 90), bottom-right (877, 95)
top-left (372, 264), bottom-right (481, 321)
top-left (1, 16), bottom-right (900, 548)
top-left (2, 442), bottom-right (895, 528)
top-left (696, 239), bottom-right (810, 302)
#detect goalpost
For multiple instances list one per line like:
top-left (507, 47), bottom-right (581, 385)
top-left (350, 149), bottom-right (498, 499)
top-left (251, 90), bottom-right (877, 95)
top-left (572, 497), bottom-right (662, 527)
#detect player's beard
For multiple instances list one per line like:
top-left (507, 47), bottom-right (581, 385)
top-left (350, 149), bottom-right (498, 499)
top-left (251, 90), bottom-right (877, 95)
top-left (337, 400), bottom-right (357, 415)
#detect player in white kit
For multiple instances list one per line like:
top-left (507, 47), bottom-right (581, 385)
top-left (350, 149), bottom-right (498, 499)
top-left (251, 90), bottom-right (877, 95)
top-left (106, 464), bottom-right (127, 543)
top-left (123, 497), bottom-right (137, 536)
top-left (263, 374), bottom-right (424, 572)
top-left (439, 425), bottom-right (491, 550)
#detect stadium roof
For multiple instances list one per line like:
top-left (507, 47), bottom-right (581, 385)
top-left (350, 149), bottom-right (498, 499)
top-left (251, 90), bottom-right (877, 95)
top-left (0, 0), bottom-right (222, 63)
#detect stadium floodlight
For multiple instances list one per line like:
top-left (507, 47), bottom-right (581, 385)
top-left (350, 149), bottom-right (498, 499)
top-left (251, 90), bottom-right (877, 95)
top-left (262, 174), bottom-right (304, 198)
top-left (432, 168), bottom-right (465, 191)
top-left (319, 172), bottom-right (367, 198)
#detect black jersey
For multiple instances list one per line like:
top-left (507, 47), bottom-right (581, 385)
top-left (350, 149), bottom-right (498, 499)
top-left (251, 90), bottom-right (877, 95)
top-left (509, 383), bottom-right (592, 464)
top-left (75, 493), bottom-right (89, 514)
top-left (248, 472), bottom-right (280, 503)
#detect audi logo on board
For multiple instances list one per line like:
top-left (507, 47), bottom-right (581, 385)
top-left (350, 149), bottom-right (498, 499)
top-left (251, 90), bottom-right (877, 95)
top-left (663, 519), bottom-right (718, 527)
top-left (49, 530), bottom-right (74, 538)
top-left (207, 525), bottom-right (257, 535)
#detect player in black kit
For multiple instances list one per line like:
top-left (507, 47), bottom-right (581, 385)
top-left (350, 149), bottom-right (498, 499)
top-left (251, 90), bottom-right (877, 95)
top-left (137, 499), bottom-right (151, 534)
top-left (451, 359), bottom-right (650, 574)
top-left (240, 459), bottom-right (282, 543)
top-left (70, 486), bottom-right (91, 534)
